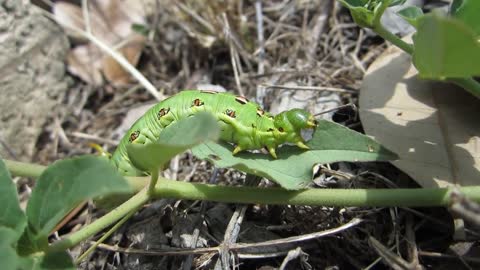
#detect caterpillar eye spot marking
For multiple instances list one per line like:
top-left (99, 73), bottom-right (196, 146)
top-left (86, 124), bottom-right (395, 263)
top-left (129, 130), bottom-right (140, 143)
top-left (157, 107), bottom-right (170, 119)
top-left (200, 90), bottom-right (218, 94)
top-left (225, 109), bottom-right (236, 118)
top-left (278, 127), bottom-right (284, 132)
top-left (235, 96), bottom-right (249, 104)
top-left (192, 98), bottom-right (204, 107)
top-left (267, 128), bottom-right (274, 132)
top-left (256, 108), bottom-right (265, 117)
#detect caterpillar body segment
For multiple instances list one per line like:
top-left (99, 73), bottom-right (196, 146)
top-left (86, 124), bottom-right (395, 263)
top-left (111, 90), bottom-right (317, 176)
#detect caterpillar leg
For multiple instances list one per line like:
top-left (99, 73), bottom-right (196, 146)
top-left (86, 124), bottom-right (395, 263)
top-left (296, 141), bottom-right (310, 150)
top-left (232, 145), bottom-right (243, 155)
top-left (267, 147), bottom-right (277, 159)
top-left (89, 143), bottom-right (112, 158)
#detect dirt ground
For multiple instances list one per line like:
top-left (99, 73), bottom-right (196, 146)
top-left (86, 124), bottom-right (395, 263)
top-left (3, 0), bottom-right (480, 269)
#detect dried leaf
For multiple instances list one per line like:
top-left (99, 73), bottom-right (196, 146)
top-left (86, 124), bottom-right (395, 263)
top-left (360, 42), bottom-right (480, 187)
top-left (53, 0), bottom-right (149, 86)
top-left (67, 44), bottom-right (104, 86)
top-left (102, 34), bottom-right (146, 86)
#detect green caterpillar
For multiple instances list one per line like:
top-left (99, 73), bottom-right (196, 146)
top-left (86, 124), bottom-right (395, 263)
top-left (111, 90), bottom-right (317, 176)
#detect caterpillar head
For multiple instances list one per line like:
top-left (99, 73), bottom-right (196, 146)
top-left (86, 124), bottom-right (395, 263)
top-left (274, 109), bottom-right (317, 133)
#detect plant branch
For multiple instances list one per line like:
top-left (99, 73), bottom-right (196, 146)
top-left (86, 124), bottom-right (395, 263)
top-left (138, 178), bottom-right (480, 207)
top-left (4, 159), bottom-right (45, 178)
top-left (373, 24), bottom-right (414, 55)
top-left (74, 205), bottom-right (139, 263)
top-left (5, 159), bottom-right (480, 208)
top-left (47, 187), bottom-right (150, 253)
top-left (148, 169), bottom-right (159, 195)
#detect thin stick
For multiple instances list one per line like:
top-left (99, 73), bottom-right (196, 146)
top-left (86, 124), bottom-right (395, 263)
top-left (69, 132), bottom-right (119, 146)
top-left (314, 103), bottom-right (356, 117)
top-left (262, 83), bottom-right (355, 93)
top-left (93, 218), bottom-right (361, 256)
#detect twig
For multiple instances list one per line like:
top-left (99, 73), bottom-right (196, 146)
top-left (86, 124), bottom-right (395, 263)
top-left (262, 83), bottom-right (355, 93)
top-left (314, 103), bottom-right (356, 117)
top-left (255, 0), bottom-right (265, 76)
top-left (307, 0), bottom-right (332, 63)
top-left (93, 218), bottom-right (362, 256)
top-left (69, 132), bottom-right (119, 146)
top-left (81, 0), bottom-right (92, 34)
top-left (0, 136), bottom-right (18, 160)
top-left (279, 247), bottom-right (310, 270)
top-left (214, 174), bottom-right (259, 270)
top-left (223, 13), bottom-right (245, 97)
top-left (182, 169), bottom-right (219, 270)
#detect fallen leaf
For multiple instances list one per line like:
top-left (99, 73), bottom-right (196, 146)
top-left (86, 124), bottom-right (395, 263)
top-left (360, 42), bottom-right (480, 187)
top-left (53, 0), bottom-right (149, 86)
top-left (102, 34), bottom-right (146, 86)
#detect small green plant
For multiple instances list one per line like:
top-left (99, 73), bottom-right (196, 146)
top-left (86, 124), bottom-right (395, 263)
top-left (339, 0), bottom-right (480, 97)
top-left (2, 113), bottom-right (480, 268)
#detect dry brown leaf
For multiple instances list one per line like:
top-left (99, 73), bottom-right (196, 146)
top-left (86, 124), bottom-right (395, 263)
top-left (53, 0), bottom-right (149, 86)
top-left (102, 34), bottom-right (146, 86)
top-left (360, 45), bottom-right (480, 188)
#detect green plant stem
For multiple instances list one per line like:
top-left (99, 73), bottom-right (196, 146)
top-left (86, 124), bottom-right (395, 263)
top-left (373, 24), bottom-right (414, 55)
top-left (47, 187), bottom-right (150, 253)
top-left (132, 178), bottom-right (480, 207)
top-left (75, 206), bottom-right (139, 264)
top-left (148, 169), bottom-right (159, 195)
top-left (4, 159), bottom-right (45, 178)
top-left (449, 77), bottom-right (480, 99)
top-left (5, 159), bottom-right (480, 207)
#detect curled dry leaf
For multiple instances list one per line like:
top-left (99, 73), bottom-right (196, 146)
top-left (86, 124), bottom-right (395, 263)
top-left (360, 42), bottom-right (480, 188)
top-left (53, 0), bottom-right (149, 86)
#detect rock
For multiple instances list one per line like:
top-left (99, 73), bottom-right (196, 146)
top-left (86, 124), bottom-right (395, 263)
top-left (0, 1), bottom-right (70, 161)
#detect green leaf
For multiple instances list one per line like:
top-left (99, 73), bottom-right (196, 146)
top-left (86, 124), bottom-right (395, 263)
top-left (39, 251), bottom-right (75, 270)
top-left (338, 0), bottom-right (376, 28)
top-left (450, 0), bottom-right (480, 36)
top-left (0, 159), bottom-right (27, 235)
top-left (131, 23), bottom-right (149, 36)
top-left (412, 13), bottom-right (480, 78)
top-left (338, 0), bottom-right (391, 28)
top-left (192, 120), bottom-right (398, 190)
top-left (389, 0), bottom-right (406, 6)
top-left (17, 224), bottom-right (47, 256)
top-left (127, 112), bottom-right (219, 172)
top-left (0, 227), bottom-right (20, 270)
top-left (26, 156), bottom-right (131, 241)
top-left (17, 251), bottom-right (75, 270)
top-left (396, 6), bottom-right (424, 28)
top-left (0, 226), bottom-right (75, 270)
